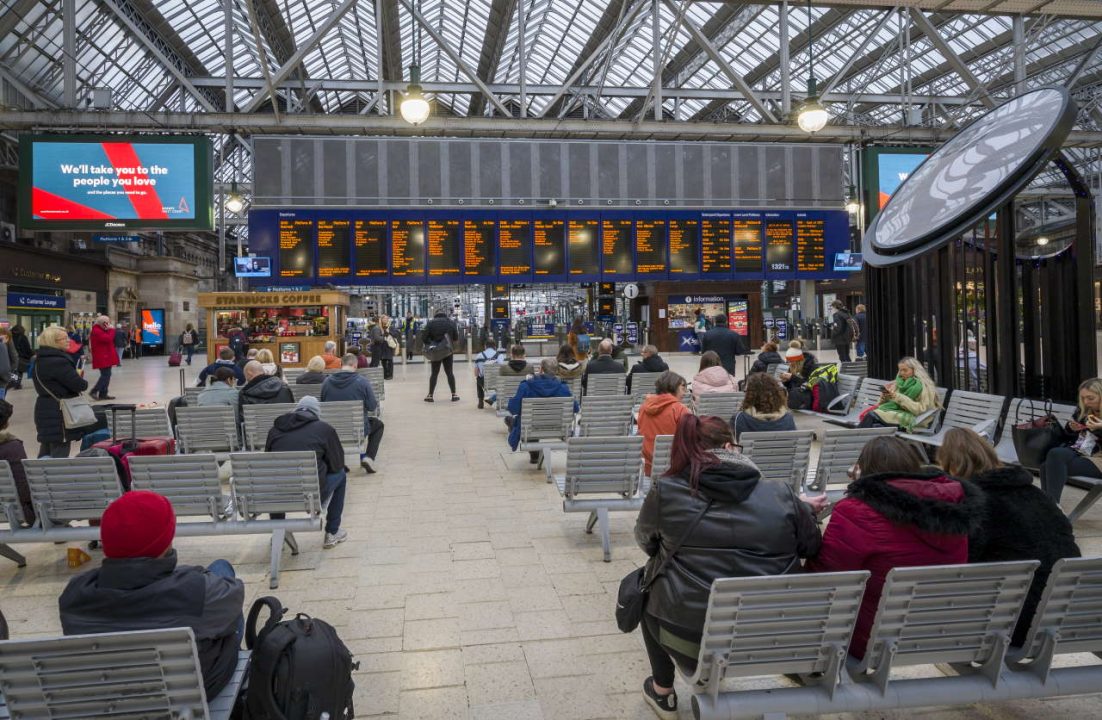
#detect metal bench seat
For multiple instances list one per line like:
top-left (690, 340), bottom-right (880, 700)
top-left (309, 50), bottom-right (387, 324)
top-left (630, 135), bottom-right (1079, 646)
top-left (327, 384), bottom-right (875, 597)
top-left (518, 396), bottom-right (575, 469)
top-left (798, 372), bottom-right (862, 418)
top-left (495, 374), bottom-right (527, 418)
top-left (586, 373), bottom-right (626, 397)
top-left (577, 395), bottom-right (633, 437)
top-left (898, 389), bottom-right (1006, 456)
top-left (738, 431), bottom-right (814, 493)
top-left (629, 372), bottom-right (664, 407)
top-left (805, 427), bottom-right (898, 503)
top-left (822, 377), bottom-right (891, 427)
top-left (694, 392), bottom-right (745, 421)
top-left (994, 398), bottom-right (1076, 466)
top-left (177, 405), bottom-right (241, 455)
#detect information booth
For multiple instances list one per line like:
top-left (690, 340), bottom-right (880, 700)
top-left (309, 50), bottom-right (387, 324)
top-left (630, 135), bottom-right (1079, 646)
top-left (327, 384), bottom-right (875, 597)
top-left (197, 291), bottom-right (349, 368)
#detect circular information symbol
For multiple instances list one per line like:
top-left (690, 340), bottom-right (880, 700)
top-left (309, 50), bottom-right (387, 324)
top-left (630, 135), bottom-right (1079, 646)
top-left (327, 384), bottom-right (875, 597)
top-left (623, 283), bottom-right (640, 300)
top-left (865, 87), bottom-right (1076, 266)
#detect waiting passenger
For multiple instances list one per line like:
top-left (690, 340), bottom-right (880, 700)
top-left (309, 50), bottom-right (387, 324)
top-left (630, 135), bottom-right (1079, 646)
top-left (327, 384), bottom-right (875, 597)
top-left (238, 360), bottom-right (293, 415)
top-left (638, 371), bottom-right (691, 476)
top-left (807, 435), bottom-right (981, 659)
top-left (59, 491), bottom-right (245, 698)
top-left (691, 351), bottom-right (736, 401)
top-left (422, 310), bottom-right (460, 403)
top-left (255, 348), bottom-right (283, 379)
top-left (732, 373), bottom-right (796, 441)
top-left (32, 326), bottom-right (89, 459)
top-left (297, 356), bottom-right (329, 384)
top-left (321, 354), bottom-right (384, 472)
top-left (197, 367), bottom-right (240, 412)
top-left (749, 341), bottom-right (783, 375)
top-left (348, 345), bottom-right (370, 369)
top-left (857, 356), bottom-right (939, 431)
top-left (700, 314), bottom-right (748, 375)
top-left (197, 347), bottom-right (245, 386)
top-left (581, 339), bottom-right (624, 393)
top-left (237, 347), bottom-right (259, 371)
top-left (0, 399), bottom-right (33, 525)
top-left (777, 346), bottom-right (817, 391)
top-left (626, 345), bottom-right (669, 393)
top-left (634, 414), bottom-right (823, 719)
top-left (473, 339), bottom-right (504, 409)
top-left (553, 344), bottom-right (586, 383)
top-left (937, 428), bottom-right (1080, 647)
top-left (265, 396), bottom-right (348, 548)
top-left (1040, 378), bottom-right (1102, 503)
top-left (506, 358), bottom-right (577, 463)
top-left (321, 341), bottom-right (342, 370)
top-left (498, 344), bottom-right (534, 378)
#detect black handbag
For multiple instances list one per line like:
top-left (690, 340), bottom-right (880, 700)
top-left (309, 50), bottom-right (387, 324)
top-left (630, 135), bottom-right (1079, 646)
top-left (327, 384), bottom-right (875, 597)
top-left (1012, 399), bottom-right (1066, 470)
top-left (616, 498), bottom-right (712, 633)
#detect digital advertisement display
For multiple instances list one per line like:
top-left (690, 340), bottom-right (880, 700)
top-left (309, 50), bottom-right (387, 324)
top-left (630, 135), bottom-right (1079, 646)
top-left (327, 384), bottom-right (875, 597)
top-left (234, 257), bottom-right (272, 277)
top-left (18, 134), bottom-right (212, 231)
top-left (876, 153), bottom-right (929, 208)
top-left (141, 308), bottom-right (165, 346)
top-left (834, 252), bottom-right (864, 271)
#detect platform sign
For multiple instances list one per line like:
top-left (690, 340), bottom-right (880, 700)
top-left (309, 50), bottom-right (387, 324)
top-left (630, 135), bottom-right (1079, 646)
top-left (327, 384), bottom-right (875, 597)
top-left (626, 322), bottom-right (639, 345)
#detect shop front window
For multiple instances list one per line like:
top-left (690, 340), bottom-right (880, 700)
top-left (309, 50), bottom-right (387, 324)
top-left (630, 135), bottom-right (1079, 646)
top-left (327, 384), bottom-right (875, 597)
top-left (215, 306), bottom-right (330, 342)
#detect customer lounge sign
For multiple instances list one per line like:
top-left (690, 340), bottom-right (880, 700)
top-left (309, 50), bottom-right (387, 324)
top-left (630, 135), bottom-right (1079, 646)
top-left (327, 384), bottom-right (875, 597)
top-left (8, 292), bottom-right (65, 310)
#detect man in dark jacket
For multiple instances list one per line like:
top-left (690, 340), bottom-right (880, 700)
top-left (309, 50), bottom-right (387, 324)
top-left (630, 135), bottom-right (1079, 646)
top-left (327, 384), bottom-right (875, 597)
top-left (626, 344), bottom-right (669, 393)
top-left (265, 396), bottom-right (348, 548)
top-left (701, 314), bottom-right (748, 376)
top-left (113, 322), bottom-right (129, 364)
top-left (581, 339), bottom-right (625, 393)
top-left (854, 304), bottom-right (868, 359)
top-left (320, 354), bottom-right (385, 472)
top-left (506, 359), bottom-right (578, 458)
top-left (59, 491), bottom-right (244, 699)
top-left (238, 360), bottom-right (293, 415)
top-left (196, 347), bottom-right (246, 386)
top-left (829, 300), bottom-right (855, 362)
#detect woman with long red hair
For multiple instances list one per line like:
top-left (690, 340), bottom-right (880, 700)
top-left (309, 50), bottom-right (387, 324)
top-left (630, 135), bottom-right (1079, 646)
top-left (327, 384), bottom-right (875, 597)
top-left (633, 413), bottom-right (824, 719)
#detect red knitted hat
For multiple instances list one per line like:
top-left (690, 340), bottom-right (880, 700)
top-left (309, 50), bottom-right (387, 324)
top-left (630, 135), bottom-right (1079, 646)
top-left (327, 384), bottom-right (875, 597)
top-left (100, 491), bottom-right (176, 559)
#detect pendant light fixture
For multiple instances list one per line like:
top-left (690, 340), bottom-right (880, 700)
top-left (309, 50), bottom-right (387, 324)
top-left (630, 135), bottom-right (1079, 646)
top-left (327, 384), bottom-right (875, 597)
top-left (400, 0), bottom-right (430, 125)
top-left (796, 0), bottom-right (829, 133)
top-left (224, 180), bottom-right (245, 214)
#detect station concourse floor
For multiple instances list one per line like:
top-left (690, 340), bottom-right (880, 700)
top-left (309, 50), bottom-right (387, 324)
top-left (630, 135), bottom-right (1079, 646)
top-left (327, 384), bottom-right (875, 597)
top-left (2, 352), bottom-right (1102, 720)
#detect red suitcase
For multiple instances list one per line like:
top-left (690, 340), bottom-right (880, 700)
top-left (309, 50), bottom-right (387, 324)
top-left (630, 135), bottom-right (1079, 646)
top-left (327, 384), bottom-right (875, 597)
top-left (92, 404), bottom-right (176, 489)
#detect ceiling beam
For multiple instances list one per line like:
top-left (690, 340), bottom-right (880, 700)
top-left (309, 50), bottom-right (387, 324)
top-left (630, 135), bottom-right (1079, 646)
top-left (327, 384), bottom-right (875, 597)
top-left (377, 0), bottom-right (403, 85)
top-left (541, 0), bottom-right (634, 118)
top-left (725, 0), bottom-right (1102, 21)
top-left (908, 8), bottom-right (995, 108)
top-left (468, 0), bottom-right (517, 116)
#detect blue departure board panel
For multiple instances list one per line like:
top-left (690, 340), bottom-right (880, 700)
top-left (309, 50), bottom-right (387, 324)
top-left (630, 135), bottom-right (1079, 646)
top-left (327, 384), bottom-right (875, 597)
top-left (247, 208), bottom-right (850, 284)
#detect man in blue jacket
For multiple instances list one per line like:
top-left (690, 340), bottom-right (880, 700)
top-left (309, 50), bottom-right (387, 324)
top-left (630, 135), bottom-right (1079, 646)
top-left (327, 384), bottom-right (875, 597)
top-left (320, 354), bottom-right (385, 472)
top-left (196, 347), bottom-right (246, 386)
top-left (507, 358), bottom-right (578, 462)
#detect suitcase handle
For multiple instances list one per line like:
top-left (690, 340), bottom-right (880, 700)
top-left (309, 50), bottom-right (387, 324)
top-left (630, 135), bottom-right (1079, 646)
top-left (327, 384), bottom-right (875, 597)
top-left (101, 403), bottom-right (137, 440)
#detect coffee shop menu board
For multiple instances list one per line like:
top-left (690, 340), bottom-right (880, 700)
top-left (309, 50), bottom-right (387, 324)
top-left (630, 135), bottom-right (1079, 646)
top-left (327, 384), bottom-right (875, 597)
top-left (253, 209), bottom-right (849, 285)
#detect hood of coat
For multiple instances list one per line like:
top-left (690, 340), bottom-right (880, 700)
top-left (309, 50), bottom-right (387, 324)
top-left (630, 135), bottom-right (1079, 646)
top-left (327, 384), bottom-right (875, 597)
top-left (272, 409), bottom-right (320, 433)
top-left (524, 375), bottom-right (569, 397)
top-left (969, 465), bottom-right (1034, 489)
top-left (639, 355), bottom-right (668, 372)
top-left (241, 374), bottom-right (287, 400)
top-left (744, 406), bottom-right (788, 422)
top-left (507, 359), bottom-right (530, 372)
top-left (847, 470), bottom-right (983, 536)
top-left (97, 549), bottom-right (179, 590)
top-left (558, 360), bottom-right (580, 373)
top-left (35, 346), bottom-right (73, 364)
top-left (324, 370), bottom-right (361, 391)
top-left (692, 448), bottom-right (762, 503)
top-left (757, 351), bottom-right (783, 366)
top-left (694, 365), bottom-right (733, 388)
top-left (642, 393), bottom-right (685, 417)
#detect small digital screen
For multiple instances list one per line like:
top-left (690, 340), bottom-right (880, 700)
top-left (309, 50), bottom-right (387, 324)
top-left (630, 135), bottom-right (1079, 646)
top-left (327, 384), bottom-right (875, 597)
top-left (597, 297), bottom-right (616, 319)
top-left (834, 252), bottom-right (864, 271)
top-left (141, 308), bottom-right (165, 345)
top-left (427, 219), bottom-right (461, 278)
top-left (796, 217), bottom-right (826, 273)
top-left (669, 219), bottom-right (699, 275)
top-left (464, 220), bottom-right (495, 277)
top-left (602, 220), bottom-right (632, 275)
top-left (391, 219), bottom-right (425, 278)
top-left (354, 220), bottom-right (387, 277)
top-left (765, 220), bottom-right (794, 273)
top-left (533, 219), bottom-right (565, 276)
top-left (733, 217), bottom-right (762, 273)
top-left (234, 256), bottom-right (272, 277)
top-left (498, 219), bottom-right (532, 276)
top-left (598, 282), bottom-right (616, 296)
top-left (701, 216), bottom-right (731, 274)
top-left (279, 217), bottom-right (313, 278)
top-left (568, 219), bottom-right (599, 277)
top-left (635, 219), bottom-right (667, 275)
top-left (491, 300), bottom-right (509, 319)
top-left (317, 218), bottom-right (351, 277)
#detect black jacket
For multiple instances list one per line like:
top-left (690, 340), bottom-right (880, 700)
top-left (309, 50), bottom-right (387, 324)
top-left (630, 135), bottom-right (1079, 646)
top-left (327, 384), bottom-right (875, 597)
top-left (265, 410), bottom-right (346, 482)
top-left (626, 354), bottom-right (669, 392)
top-left (781, 352), bottom-right (818, 390)
top-left (855, 311), bottom-right (867, 342)
top-left (12, 333), bottom-right (32, 371)
top-left (831, 309), bottom-right (854, 343)
top-left (750, 350), bottom-right (784, 375)
top-left (581, 354), bottom-right (624, 392)
top-left (32, 346), bottom-right (89, 443)
top-left (1063, 408), bottom-right (1102, 454)
top-left (732, 409), bottom-right (797, 441)
top-left (635, 450), bottom-right (822, 630)
top-left (369, 324), bottom-right (400, 361)
top-left (422, 314), bottom-right (459, 344)
top-left (701, 327), bottom-right (748, 375)
top-left (967, 466), bottom-right (1080, 646)
top-left (197, 359), bottom-right (246, 386)
top-left (58, 550), bottom-right (244, 699)
top-left (0, 433), bottom-right (32, 525)
top-left (296, 370), bottom-right (328, 385)
top-left (238, 374), bottom-right (293, 415)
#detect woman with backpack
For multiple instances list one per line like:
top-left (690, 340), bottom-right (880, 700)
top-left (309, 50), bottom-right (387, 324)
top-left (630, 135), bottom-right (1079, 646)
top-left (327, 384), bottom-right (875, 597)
top-left (829, 300), bottom-right (856, 362)
top-left (179, 323), bottom-right (198, 366)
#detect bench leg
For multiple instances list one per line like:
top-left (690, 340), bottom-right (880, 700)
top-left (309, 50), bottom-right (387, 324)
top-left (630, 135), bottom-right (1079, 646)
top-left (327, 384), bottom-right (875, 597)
top-left (1067, 484), bottom-right (1102, 523)
top-left (596, 507), bottom-right (611, 563)
top-left (585, 511), bottom-right (598, 534)
top-left (285, 531), bottom-right (299, 555)
top-left (269, 529), bottom-right (285, 590)
top-left (0, 542), bottom-right (26, 567)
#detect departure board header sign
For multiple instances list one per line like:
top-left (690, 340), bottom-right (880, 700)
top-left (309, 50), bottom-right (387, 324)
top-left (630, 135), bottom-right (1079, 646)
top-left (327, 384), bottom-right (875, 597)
top-left (18, 134), bottom-right (213, 231)
top-left (247, 208), bottom-right (849, 285)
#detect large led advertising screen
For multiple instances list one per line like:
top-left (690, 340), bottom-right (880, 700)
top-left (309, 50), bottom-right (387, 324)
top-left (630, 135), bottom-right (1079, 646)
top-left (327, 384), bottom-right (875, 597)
top-left (17, 134), bottom-right (213, 231)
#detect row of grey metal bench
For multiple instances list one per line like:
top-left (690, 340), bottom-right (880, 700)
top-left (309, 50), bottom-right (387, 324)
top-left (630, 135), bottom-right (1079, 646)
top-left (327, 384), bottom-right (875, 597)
top-left (0, 451), bottom-right (326, 588)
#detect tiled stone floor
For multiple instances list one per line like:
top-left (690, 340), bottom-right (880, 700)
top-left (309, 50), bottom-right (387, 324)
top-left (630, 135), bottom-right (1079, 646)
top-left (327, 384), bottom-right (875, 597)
top-left (1, 352), bottom-right (1100, 719)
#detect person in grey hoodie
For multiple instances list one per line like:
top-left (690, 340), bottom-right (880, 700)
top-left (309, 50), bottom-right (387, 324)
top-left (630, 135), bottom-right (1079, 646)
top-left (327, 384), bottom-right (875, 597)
top-left (237, 361), bottom-right (293, 417)
top-left (320, 354), bottom-right (385, 472)
top-left (197, 367), bottom-right (240, 420)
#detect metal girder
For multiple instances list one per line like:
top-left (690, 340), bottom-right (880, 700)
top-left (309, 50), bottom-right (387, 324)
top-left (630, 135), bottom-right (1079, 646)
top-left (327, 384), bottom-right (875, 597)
top-left (5, 109), bottom-right (1102, 147)
top-left (0, 0), bottom-right (41, 41)
top-left (246, 0), bottom-right (323, 113)
top-left (63, 0), bottom-right (75, 107)
top-left (243, 0), bottom-right (282, 121)
top-left (819, 9), bottom-right (894, 98)
top-left (733, 0), bottom-right (1102, 21)
top-left (377, 0), bottom-right (403, 88)
top-left (469, 0), bottom-right (517, 116)
top-left (908, 8), bottom-right (995, 108)
top-left (0, 60), bottom-right (58, 108)
top-left (540, 0), bottom-right (633, 118)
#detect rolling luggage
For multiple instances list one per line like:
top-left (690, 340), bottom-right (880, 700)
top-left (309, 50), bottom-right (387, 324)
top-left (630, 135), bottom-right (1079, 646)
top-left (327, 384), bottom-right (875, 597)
top-left (92, 403), bottom-right (175, 489)
top-left (168, 351), bottom-right (183, 367)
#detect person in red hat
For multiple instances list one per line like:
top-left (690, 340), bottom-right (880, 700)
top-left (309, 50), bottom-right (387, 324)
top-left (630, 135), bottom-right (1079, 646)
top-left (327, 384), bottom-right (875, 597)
top-left (58, 490), bottom-right (244, 698)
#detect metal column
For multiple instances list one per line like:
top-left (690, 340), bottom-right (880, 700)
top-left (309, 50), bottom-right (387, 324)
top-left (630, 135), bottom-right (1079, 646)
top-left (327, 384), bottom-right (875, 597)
top-left (63, 0), bottom-right (76, 107)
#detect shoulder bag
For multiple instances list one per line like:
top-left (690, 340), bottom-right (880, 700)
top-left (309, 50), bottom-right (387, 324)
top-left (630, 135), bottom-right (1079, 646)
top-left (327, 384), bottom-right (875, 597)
top-left (616, 496), bottom-right (712, 633)
top-left (1011, 399), bottom-right (1066, 470)
top-left (39, 375), bottom-right (98, 430)
top-left (423, 333), bottom-right (453, 362)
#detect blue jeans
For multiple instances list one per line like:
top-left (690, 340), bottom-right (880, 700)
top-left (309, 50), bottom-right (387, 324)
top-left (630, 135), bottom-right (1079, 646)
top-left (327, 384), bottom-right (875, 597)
top-left (92, 365), bottom-right (112, 397)
top-left (856, 340), bottom-right (866, 358)
top-left (185, 345), bottom-right (195, 365)
top-left (322, 470), bottom-right (347, 535)
top-left (207, 560), bottom-right (244, 644)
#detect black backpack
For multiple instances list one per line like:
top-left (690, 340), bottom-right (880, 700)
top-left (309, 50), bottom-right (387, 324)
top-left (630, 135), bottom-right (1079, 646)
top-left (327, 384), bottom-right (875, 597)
top-left (243, 597), bottom-right (357, 720)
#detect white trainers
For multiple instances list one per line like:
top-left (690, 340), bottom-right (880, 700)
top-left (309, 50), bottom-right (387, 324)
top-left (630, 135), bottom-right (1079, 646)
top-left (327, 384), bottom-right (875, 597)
top-left (360, 455), bottom-right (376, 473)
top-left (323, 529), bottom-right (348, 549)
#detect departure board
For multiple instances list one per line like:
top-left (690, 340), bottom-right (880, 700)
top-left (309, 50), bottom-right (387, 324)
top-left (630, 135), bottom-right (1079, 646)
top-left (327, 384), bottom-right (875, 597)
top-left (635, 220), bottom-right (666, 275)
top-left (733, 216), bottom-right (763, 273)
top-left (354, 220), bottom-right (387, 277)
top-left (278, 217), bottom-right (313, 278)
top-left (391, 219), bottom-right (425, 278)
top-left (765, 219), bottom-right (795, 273)
top-left (569, 219), bottom-right (599, 277)
top-left (669, 219), bottom-right (699, 275)
top-left (463, 219), bottom-right (494, 277)
top-left (701, 216), bottom-right (731, 274)
top-left (533, 219), bottom-right (566, 277)
top-left (796, 217), bottom-right (826, 272)
top-left (491, 300), bottom-right (509, 319)
top-left (602, 220), bottom-right (632, 276)
top-left (317, 218), bottom-right (351, 277)
top-left (427, 219), bottom-right (461, 278)
top-left (498, 219), bottom-right (532, 276)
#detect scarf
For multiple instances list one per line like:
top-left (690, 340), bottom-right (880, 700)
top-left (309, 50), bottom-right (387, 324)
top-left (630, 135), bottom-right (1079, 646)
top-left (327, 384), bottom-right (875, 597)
top-left (876, 374), bottom-right (923, 427)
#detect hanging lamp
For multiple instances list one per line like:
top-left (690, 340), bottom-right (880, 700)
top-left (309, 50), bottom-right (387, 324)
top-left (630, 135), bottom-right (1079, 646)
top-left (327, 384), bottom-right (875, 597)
top-left (400, 0), bottom-right (430, 125)
top-left (796, 0), bottom-right (829, 133)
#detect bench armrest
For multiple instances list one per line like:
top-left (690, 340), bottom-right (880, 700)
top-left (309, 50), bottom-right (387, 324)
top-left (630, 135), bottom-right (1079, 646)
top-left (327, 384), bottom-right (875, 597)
top-left (827, 392), bottom-right (851, 413)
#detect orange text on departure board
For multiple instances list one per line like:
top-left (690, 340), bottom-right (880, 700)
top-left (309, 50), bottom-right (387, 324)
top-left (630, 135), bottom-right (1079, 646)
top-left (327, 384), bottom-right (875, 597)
top-left (635, 220), bottom-right (665, 274)
top-left (354, 220), bottom-right (387, 277)
top-left (669, 219), bottom-right (698, 274)
top-left (279, 218), bottom-right (312, 277)
top-left (463, 220), bottom-right (493, 276)
top-left (317, 219), bottom-right (351, 277)
top-left (733, 218), bottom-right (763, 272)
top-left (569, 220), bottom-right (599, 275)
top-left (499, 220), bottom-right (530, 275)
top-left (602, 220), bottom-right (632, 274)
top-left (701, 216), bottom-right (731, 274)
top-left (796, 218), bottom-right (826, 272)
top-left (534, 220), bottom-right (564, 275)
top-left (427, 219), bottom-right (460, 276)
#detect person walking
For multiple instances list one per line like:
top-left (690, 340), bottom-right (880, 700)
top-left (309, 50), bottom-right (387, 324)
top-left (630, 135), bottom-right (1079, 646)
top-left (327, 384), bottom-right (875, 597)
top-left (179, 323), bottom-right (198, 366)
top-left (854, 304), bottom-right (868, 360)
top-left (829, 300), bottom-right (856, 362)
top-left (113, 321), bottom-right (129, 365)
top-left (89, 316), bottom-right (117, 400)
top-left (422, 310), bottom-right (460, 403)
top-left (32, 326), bottom-right (89, 458)
top-left (700, 314), bottom-right (748, 376)
top-left (8, 326), bottom-right (31, 389)
top-left (131, 323), bottom-right (143, 360)
top-left (692, 309), bottom-right (708, 354)
top-left (403, 313), bottom-right (416, 361)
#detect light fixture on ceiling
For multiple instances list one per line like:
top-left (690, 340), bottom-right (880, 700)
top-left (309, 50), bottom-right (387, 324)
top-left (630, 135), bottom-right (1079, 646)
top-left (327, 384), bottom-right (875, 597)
top-left (400, 0), bottom-right (430, 125)
top-left (796, 0), bottom-right (829, 133)
top-left (1037, 236), bottom-right (1050, 246)
top-left (224, 181), bottom-right (245, 214)
top-left (845, 185), bottom-right (860, 214)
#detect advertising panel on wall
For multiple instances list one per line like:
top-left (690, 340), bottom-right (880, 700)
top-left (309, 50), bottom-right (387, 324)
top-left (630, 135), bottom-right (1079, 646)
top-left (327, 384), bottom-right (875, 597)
top-left (141, 308), bottom-right (165, 346)
top-left (861, 147), bottom-right (932, 221)
top-left (17, 134), bottom-right (213, 231)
